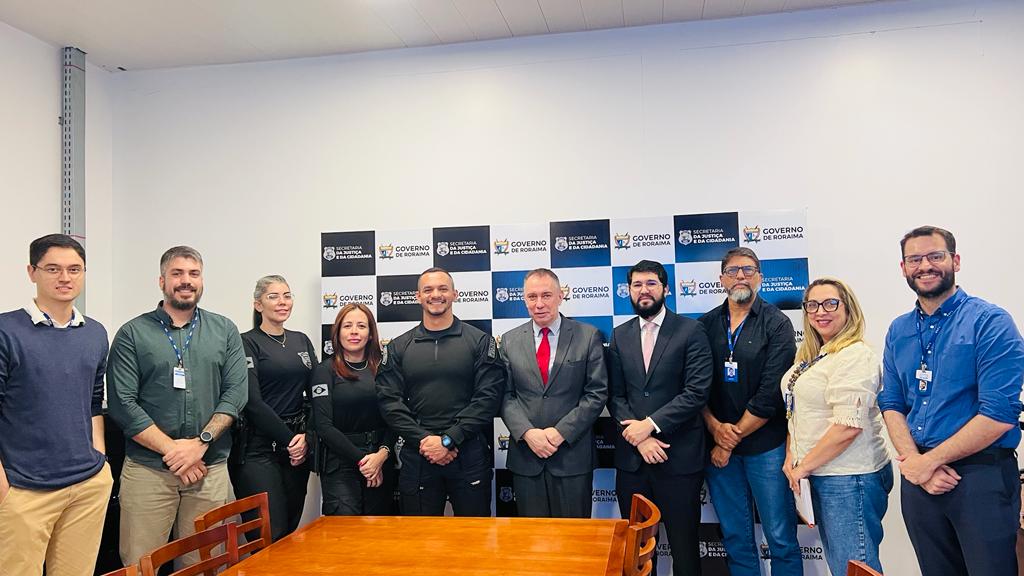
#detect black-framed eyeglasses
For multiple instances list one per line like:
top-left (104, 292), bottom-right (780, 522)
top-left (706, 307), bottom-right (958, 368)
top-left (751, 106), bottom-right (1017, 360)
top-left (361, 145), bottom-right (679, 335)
top-left (722, 265), bottom-right (759, 278)
top-left (903, 250), bottom-right (953, 268)
top-left (802, 298), bottom-right (842, 313)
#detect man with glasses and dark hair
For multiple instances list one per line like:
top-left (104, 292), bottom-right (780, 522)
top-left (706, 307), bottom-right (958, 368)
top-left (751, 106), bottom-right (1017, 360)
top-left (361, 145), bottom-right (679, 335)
top-left (608, 259), bottom-right (713, 575)
top-left (499, 268), bottom-right (607, 518)
top-left (879, 225), bottom-right (1024, 576)
top-left (698, 247), bottom-right (803, 576)
top-left (107, 246), bottom-right (248, 568)
top-left (0, 234), bottom-right (113, 576)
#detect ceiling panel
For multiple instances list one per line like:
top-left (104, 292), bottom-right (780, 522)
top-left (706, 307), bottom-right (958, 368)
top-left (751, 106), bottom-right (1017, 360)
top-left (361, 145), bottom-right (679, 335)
top-left (581, 0), bottom-right (625, 30)
top-left (0, 0), bottom-right (893, 70)
top-left (494, 0), bottom-right (549, 37)
top-left (537, 0), bottom-right (586, 34)
top-left (623, 0), bottom-right (664, 26)
top-left (453, 0), bottom-right (512, 40)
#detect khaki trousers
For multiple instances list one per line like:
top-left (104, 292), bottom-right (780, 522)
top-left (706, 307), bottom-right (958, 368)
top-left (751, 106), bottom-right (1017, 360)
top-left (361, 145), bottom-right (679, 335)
top-left (118, 458), bottom-right (230, 568)
top-left (0, 462), bottom-right (113, 576)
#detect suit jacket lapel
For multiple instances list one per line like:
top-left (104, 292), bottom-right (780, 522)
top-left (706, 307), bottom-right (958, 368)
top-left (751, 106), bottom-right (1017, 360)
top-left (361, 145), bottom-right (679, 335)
top-left (547, 317), bottom-right (573, 385)
top-left (620, 317), bottom-right (645, 389)
top-left (518, 323), bottom-right (545, 388)
top-left (644, 312), bottom-right (675, 386)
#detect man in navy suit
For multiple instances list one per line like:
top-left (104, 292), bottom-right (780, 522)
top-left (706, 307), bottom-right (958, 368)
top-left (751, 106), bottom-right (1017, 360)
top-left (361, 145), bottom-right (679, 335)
top-left (609, 260), bottom-right (713, 575)
top-left (500, 268), bottom-right (608, 518)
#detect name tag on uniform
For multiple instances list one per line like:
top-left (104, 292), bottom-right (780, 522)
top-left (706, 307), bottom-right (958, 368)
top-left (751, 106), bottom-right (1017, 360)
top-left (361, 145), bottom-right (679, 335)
top-left (724, 361), bottom-right (739, 383)
top-left (915, 369), bottom-right (932, 383)
top-left (173, 366), bottom-right (187, 389)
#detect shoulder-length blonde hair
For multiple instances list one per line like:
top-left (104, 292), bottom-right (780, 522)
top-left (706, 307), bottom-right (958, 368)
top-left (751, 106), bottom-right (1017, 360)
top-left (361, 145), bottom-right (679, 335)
top-left (796, 277), bottom-right (867, 363)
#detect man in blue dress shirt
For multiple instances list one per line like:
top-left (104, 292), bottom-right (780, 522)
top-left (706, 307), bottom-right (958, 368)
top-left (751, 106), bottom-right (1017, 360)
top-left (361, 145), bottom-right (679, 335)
top-left (879, 225), bottom-right (1024, 576)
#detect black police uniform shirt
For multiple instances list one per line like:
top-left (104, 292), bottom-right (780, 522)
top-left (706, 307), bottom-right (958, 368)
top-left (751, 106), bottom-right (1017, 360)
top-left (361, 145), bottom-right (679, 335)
top-left (241, 328), bottom-right (318, 447)
top-left (310, 359), bottom-right (396, 464)
top-left (375, 317), bottom-right (505, 447)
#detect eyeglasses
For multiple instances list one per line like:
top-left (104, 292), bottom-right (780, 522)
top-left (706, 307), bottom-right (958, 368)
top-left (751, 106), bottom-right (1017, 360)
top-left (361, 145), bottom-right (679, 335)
top-left (32, 264), bottom-right (85, 277)
top-left (802, 299), bottom-right (842, 313)
top-left (722, 266), bottom-right (759, 278)
top-left (630, 280), bottom-right (662, 290)
top-left (903, 250), bottom-right (953, 268)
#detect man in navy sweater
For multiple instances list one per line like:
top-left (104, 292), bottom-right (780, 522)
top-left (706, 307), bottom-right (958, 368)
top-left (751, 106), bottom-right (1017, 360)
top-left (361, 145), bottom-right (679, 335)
top-left (0, 234), bottom-right (113, 576)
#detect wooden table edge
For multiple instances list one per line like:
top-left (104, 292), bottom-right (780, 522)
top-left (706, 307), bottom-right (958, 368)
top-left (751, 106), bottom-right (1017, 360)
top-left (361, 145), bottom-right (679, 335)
top-left (604, 519), bottom-right (628, 576)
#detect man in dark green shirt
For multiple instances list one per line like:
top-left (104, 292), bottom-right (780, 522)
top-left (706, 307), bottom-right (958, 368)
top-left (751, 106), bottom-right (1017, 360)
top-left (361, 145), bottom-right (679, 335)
top-left (106, 246), bottom-right (247, 567)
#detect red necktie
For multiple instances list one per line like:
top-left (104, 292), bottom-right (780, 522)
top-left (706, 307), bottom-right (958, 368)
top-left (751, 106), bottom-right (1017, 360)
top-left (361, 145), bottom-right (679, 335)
top-left (537, 327), bottom-right (551, 386)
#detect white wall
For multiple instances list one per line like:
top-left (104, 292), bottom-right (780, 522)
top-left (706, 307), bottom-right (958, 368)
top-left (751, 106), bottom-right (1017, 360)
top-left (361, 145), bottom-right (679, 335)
top-left (2, 0), bottom-right (997, 573)
top-left (0, 20), bottom-right (115, 325)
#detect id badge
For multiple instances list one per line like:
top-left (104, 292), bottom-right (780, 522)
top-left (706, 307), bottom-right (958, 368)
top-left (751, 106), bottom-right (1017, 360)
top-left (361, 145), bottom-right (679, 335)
top-left (724, 361), bottom-right (739, 383)
top-left (915, 369), bottom-right (932, 383)
top-left (173, 366), bottom-right (187, 390)
top-left (783, 391), bottom-right (794, 419)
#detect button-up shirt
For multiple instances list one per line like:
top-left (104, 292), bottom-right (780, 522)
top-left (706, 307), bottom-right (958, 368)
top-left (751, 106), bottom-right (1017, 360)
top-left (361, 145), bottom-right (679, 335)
top-left (879, 288), bottom-right (1024, 449)
top-left (699, 296), bottom-right (796, 455)
top-left (106, 302), bottom-right (248, 469)
top-left (532, 315), bottom-right (562, 373)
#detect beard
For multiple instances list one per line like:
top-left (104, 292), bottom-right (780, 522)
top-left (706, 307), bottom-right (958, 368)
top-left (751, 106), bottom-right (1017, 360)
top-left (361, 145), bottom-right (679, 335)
top-left (165, 284), bottom-right (202, 310)
top-left (631, 293), bottom-right (665, 319)
top-left (728, 285), bottom-right (754, 304)
top-left (907, 269), bottom-right (955, 299)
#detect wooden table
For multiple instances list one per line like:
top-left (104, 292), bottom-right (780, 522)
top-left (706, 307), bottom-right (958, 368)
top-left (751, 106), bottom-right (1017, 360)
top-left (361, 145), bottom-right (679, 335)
top-left (222, 515), bottom-right (628, 575)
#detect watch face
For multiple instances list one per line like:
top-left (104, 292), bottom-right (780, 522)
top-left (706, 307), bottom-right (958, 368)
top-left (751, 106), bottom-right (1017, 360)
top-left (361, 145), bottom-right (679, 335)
top-left (200, 431), bottom-right (213, 443)
top-left (441, 435), bottom-right (452, 448)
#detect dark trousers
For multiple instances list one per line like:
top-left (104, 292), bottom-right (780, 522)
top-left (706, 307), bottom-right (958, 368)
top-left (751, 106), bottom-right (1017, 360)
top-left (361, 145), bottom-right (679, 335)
top-left (228, 442), bottom-right (309, 542)
top-left (513, 470), bottom-right (593, 518)
top-left (617, 464), bottom-right (704, 576)
top-left (321, 460), bottom-right (396, 516)
top-left (902, 455), bottom-right (1020, 576)
top-left (398, 433), bottom-right (492, 517)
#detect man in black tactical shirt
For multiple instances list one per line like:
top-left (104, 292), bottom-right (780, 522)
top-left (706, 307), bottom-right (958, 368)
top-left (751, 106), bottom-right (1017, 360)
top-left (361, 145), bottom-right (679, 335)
top-left (376, 267), bottom-right (505, 516)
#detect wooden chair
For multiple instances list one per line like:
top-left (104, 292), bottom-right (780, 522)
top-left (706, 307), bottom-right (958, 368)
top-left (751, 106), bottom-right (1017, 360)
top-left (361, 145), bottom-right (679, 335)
top-left (847, 560), bottom-right (883, 576)
top-left (139, 523), bottom-right (238, 576)
top-left (194, 492), bottom-right (271, 560)
top-left (623, 494), bottom-right (661, 576)
top-left (99, 566), bottom-right (138, 576)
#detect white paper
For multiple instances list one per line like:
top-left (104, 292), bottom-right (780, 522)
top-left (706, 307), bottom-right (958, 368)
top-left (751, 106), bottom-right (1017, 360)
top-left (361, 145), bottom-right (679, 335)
top-left (795, 479), bottom-right (815, 527)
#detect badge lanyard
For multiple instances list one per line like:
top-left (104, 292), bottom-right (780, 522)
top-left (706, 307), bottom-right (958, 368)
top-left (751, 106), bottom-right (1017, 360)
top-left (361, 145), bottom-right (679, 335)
top-left (159, 309), bottom-right (199, 389)
top-left (784, 352), bottom-right (828, 420)
top-left (723, 313), bottom-right (746, 383)
top-left (914, 297), bottom-right (964, 394)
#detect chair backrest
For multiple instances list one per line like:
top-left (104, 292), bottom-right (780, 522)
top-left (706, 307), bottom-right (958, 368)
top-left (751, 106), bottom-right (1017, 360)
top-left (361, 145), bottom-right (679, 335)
top-left (100, 566), bottom-right (138, 576)
top-left (847, 560), bottom-right (883, 576)
top-left (194, 492), bottom-right (271, 559)
top-left (139, 523), bottom-right (238, 576)
top-left (623, 494), bottom-right (661, 576)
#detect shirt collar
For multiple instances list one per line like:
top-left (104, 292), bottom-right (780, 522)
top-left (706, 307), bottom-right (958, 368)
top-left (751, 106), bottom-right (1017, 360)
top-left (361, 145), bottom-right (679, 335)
top-left (25, 299), bottom-right (84, 327)
top-left (914, 286), bottom-right (967, 318)
top-left (533, 314), bottom-right (562, 337)
top-left (154, 301), bottom-right (198, 328)
top-left (642, 306), bottom-right (667, 329)
top-left (719, 295), bottom-right (762, 319)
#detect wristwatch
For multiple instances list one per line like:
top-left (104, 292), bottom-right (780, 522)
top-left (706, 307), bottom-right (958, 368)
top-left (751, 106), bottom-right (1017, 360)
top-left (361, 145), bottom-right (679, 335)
top-left (440, 434), bottom-right (454, 449)
top-left (199, 431), bottom-right (214, 444)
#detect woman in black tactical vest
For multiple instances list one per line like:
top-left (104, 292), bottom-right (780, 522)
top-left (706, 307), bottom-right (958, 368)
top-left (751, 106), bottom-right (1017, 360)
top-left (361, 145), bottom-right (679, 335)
top-left (311, 303), bottom-right (396, 515)
top-left (230, 275), bottom-right (318, 540)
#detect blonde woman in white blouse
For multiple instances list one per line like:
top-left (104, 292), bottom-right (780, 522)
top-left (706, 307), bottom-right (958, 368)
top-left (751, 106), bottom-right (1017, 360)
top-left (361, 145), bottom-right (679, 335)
top-left (782, 277), bottom-right (892, 575)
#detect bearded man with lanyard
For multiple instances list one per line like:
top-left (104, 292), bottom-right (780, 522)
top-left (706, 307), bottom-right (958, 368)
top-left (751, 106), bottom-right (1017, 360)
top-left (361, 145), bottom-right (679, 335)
top-left (880, 226), bottom-right (1024, 576)
top-left (107, 246), bottom-right (248, 568)
top-left (699, 247), bottom-right (802, 576)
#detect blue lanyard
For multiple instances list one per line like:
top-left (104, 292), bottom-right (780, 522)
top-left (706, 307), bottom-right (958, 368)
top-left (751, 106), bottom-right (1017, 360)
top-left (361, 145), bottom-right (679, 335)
top-left (915, 297), bottom-right (965, 370)
top-left (726, 313), bottom-right (747, 362)
top-left (159, 309), bottom-right (199, 368)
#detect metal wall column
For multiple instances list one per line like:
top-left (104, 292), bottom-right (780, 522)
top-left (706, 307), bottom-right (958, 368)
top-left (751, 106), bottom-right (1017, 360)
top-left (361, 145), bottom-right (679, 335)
top-left (62, 47), bottom-right (86, 312)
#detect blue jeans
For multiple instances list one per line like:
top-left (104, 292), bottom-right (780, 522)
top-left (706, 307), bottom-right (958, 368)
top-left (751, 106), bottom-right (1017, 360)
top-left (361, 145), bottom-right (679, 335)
top-left (705, 444), bottom-right (803, 576)
top-left (809, 465), bottom-right (893, 576)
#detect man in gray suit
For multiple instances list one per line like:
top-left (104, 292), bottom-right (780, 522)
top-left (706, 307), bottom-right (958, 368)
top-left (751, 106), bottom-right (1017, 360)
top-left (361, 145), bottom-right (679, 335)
top-left (500, 268), bottom-right (609, 518)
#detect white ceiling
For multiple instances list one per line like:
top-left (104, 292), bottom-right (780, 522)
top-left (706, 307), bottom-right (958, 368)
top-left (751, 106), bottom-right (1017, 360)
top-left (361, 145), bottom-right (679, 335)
top-left (0, 0), bottom-right (892, 71)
